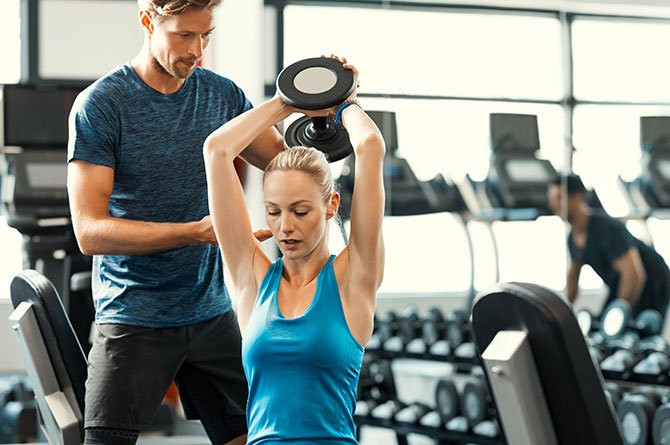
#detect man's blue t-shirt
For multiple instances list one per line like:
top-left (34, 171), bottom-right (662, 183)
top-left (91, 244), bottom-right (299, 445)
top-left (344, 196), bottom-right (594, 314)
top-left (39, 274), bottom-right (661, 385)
top-left (67, 63), bottom-right (252, 328)
top-left (568, 211), bottom-right (670, 313)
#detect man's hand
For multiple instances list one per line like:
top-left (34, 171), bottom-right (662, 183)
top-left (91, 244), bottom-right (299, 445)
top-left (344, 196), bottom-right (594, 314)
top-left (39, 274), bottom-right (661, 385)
top-left (253, 229), bottom-right (273, 242)
top-left (194, 215), bottom-right (217, 244)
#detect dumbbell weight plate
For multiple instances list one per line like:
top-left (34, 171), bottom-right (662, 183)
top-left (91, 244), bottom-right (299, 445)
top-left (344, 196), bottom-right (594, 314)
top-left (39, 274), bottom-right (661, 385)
top-left (601, 300), bottom-right (632, 339)
top-left (435, 379), bottom-right (459, 424)
top-left (461, 377), bottom-right (489, 427)
top-left (618, 391), bottom-right (661, 445)
top-left (636, 309), bottom-right (663, 339)
top-left (277, 57), bottom-right (355, 110)
top-left (577, 309), bottom-right (595, 336)
top-left (284, 116), bottom-right (353, 163)
top-left (653, 404), bottom-right (670, 445)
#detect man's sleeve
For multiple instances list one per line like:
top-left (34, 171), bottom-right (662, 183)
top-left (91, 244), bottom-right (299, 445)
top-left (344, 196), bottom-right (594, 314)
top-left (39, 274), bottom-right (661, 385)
top-left (600, 218), bottom-right (637, 263)
top-left (67, 88), bottom-right (118, 169)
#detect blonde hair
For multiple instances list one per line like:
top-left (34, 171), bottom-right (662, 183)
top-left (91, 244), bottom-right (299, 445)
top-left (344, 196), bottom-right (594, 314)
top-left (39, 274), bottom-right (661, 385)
top-left (264, 146), bottom-right (335, 203)
top-left (138, 0), bottom-right (222, 19)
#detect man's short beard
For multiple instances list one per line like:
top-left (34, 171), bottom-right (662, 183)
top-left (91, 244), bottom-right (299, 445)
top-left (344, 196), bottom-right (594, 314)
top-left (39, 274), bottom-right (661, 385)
top-left (151, 56), bottom-right (172, 77)
top-left (150, 53), bottom-right (192, 80)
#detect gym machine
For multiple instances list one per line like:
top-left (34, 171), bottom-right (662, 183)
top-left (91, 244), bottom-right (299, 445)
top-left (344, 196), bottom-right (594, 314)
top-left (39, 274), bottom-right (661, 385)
top-left (616, 116), bottom-right (670, 248)
top-left (9, 270), bottom-right (210, 445)
top-left (458, 113), bottom-right (560, 312)
top-left (472, 281), bottom-right (624, 444)
top-left (620, 116), bottom-right (670, 215)
top-left (1, 83), bottom-right (94, 347)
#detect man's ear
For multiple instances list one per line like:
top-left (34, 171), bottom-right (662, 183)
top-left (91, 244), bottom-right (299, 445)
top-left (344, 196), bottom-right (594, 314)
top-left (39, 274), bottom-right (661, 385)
top-left (139, 10), bottom-right (154, 35)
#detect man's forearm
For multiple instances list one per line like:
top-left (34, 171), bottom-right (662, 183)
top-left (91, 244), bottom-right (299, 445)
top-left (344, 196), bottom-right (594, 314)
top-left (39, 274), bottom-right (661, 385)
top-left (74, 216), bottom-right (202, 256)
top-left (567, 271), bottom-right (579, 303)
top-left (617, 273), bottom-right (646, 306)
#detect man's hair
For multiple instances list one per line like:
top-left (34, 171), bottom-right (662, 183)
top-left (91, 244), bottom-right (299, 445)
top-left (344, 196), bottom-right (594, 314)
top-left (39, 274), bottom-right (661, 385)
top-left (138, 0), bottom-right (222, 18)
top-left (551, 174), bottom-right (587, 196)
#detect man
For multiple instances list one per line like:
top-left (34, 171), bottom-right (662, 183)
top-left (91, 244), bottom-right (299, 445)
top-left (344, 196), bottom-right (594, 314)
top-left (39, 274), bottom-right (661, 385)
top-left (67, 1), bottom-right (282, 444)
top-left (548, 174), bottom-right (670, 321)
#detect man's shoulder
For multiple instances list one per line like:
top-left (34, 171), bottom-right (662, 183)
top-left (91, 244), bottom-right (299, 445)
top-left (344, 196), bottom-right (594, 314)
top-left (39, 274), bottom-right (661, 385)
top-left (75, 65), bottom-right (134, 111)
top-left (194, 67), bottom-right (242, 93)
top-left (589, 211), bottom-right (620, 228)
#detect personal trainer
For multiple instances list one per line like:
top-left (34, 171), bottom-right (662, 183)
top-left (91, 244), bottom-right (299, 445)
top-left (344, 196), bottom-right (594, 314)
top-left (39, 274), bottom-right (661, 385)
top-left (66, 0), bottom-right (283, 444)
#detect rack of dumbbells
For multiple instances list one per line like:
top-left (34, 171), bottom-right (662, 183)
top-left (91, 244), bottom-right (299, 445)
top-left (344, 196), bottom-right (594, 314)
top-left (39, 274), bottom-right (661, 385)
top-left (579, 300), bottom-right (670, 445)
top-left (0, 375), bottom-right (37, 443)
top-left (355, 306), bottom-right (505, 445)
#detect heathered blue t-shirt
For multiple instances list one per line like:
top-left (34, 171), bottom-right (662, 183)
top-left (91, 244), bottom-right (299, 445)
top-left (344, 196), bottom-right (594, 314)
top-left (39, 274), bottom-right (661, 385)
top-left (67, 63), bottom-right (252, 327)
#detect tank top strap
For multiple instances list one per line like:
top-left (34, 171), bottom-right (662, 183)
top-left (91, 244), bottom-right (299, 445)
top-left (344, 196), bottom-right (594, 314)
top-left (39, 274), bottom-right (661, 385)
top-left (314, 255), bottom-right (342, 313)
top-left (256, 258), bottom-right (283, 305)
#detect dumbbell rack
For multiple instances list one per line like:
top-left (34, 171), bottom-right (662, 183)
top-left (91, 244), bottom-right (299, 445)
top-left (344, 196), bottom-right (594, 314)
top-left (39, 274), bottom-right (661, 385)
top-left (354, 416), bottom-right (504, 445)
top-left (356, 347), bottom-right (506, 445)
top-left (602, 369), bottom-right (670, 387)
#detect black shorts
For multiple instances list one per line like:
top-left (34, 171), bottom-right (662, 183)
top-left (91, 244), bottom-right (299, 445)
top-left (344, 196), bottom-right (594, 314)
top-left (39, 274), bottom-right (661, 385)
top-left (85, 311), bottom-right (248, 441)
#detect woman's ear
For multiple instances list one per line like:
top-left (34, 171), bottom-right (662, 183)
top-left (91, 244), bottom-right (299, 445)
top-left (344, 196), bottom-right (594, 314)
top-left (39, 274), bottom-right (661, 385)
top-left (326, 192), bottom-right (340, 220)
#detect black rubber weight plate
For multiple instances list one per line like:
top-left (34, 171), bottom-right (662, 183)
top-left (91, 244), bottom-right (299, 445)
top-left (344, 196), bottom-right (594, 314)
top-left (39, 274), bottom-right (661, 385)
top-left (277, 57), bottom-right (355, 110)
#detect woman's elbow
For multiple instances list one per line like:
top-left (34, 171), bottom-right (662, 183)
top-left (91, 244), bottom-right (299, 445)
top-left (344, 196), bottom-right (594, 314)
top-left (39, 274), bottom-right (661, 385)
top-left (355, 133), bottom-right (386, 157)
top-left (203, 135), bottom-right (234, 159)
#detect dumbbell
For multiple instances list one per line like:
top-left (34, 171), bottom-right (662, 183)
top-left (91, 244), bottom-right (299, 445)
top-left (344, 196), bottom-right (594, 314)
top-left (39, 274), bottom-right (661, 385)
top-left (577, 308), bottom-right (600, 336)
top-left (354, 361), bottom-right (380, 417)
top-left (394, 402), bottom-right (432, 424)
top-left (435, 379), bottom-right (460, 424)
top-left (374, 310), bottom-right (401, 349)
top-left (357, 359), bottom-right (374, 401)
top-left (633, 352), bottom-right (670, 378)
top-left (421, 307), bottom-right (451, 356)
top-left (605, 382), bottom-right (624, 412)
top-left (370, 400), bottom-right (406, 420)
top-left (635, 336), bottom-right (670, 356)
top-left (277, 57), bottom-right (355, 163)
top-left (618, 386), bottom-right (663, 445)
top-left (403, 306), bottom-right (451, 354)
top-left (0, 378), bottom-right (37, 443)
top-left (460, 368), bottom-right (494, 429)
top-left (610, 332), bottom-right (643, 352)
top-left (652, 395), bottom-right (670, 445)
top-left (397, 306), bottom-right (425, 353)
top-left (367, 360), bottom-right (396, 403)
top-left (601, 300), bottom-right (663, 340)
top-left (445, 309), bottom-right (472, 349)
top-left (601, 349), bottom-right (637, 374)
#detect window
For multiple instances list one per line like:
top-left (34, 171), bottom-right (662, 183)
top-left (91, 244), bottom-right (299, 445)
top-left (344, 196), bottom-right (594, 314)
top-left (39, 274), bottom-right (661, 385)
top-left (278, 4), bottom-right (568, 296)
top-left (0, 0), bottom-right (21, 84)
top-left (573, 18), bottom-right (670, 102)
top-left (572, 105), bottom-right (670, 216)
top-left (284, 5), bottom-right (563, 100)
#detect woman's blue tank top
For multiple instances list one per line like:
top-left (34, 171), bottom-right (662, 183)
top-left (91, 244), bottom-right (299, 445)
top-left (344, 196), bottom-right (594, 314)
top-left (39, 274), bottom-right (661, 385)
top-left (242, 255), bottom-right (365, 444)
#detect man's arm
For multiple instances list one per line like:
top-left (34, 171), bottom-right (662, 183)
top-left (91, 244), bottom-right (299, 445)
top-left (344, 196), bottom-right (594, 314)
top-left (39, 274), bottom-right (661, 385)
top-left (67, 160), bottom-right (214, 256)
top-left (239, 126), bottom-right (285, 170)
top-left (613, 247), bottom-right (647, 306)
top-left (567, 260), bottom-right (582, 303)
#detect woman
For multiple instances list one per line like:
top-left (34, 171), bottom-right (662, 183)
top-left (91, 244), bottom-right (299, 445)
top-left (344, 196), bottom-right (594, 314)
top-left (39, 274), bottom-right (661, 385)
top-left (203, 57), bottom-right (385, 444)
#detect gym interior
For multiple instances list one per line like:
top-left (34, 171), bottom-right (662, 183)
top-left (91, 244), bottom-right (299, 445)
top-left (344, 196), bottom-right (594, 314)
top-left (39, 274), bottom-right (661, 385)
top-left (2, 0), bottom-right (670, 444)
